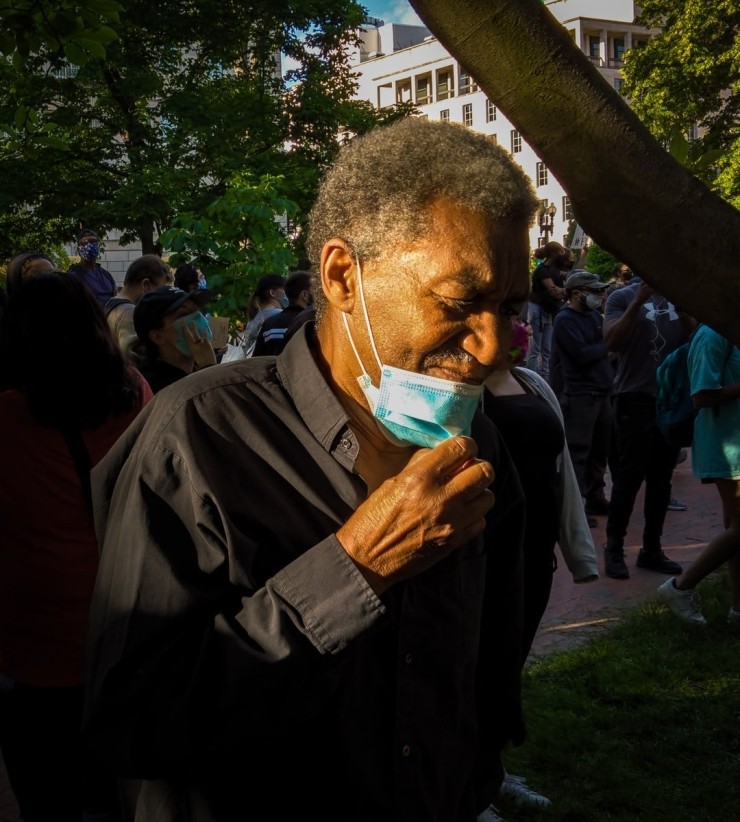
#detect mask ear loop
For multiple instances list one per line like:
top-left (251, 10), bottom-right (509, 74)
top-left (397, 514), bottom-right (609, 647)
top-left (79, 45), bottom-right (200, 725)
top-left (341, 256), bottom-right (383, 384)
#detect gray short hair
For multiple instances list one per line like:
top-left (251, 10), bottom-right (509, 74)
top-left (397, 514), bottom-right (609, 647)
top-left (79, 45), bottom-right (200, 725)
top-left (306, 118), bottom-right (538, 320)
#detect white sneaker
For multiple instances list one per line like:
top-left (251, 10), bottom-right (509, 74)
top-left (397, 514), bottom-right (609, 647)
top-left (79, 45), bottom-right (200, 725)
top-left (499, 772), bottom-right (552, 809)
top-left (477, 804), bottom-right (505, 821)
top-left (728, 607), bottom-right (740, 625)
top-left (657, 578), bottom-right (707, 625)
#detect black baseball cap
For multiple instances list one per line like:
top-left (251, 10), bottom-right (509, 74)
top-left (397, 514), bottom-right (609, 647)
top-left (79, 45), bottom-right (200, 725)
top-left (134, 286), bottom-right (209, 341)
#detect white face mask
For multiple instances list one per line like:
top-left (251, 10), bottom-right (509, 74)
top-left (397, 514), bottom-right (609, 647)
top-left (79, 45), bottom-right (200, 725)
top-left (342, 257), bottom-right (483, 449)
top-left (584, 293), bottom-right (603, 311)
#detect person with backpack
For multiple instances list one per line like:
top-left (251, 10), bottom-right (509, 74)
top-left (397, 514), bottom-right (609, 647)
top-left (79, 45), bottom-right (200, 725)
top-left (602, 275), bottom-right (695, 579)
top-left (104, 254), bottom-right (170, 351)
top-left (657, 325), bottom-right (740, 625)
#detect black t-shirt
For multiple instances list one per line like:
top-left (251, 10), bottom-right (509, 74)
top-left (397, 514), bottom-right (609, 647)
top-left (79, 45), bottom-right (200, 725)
top-left (530, 264), bottom-right (565, 315)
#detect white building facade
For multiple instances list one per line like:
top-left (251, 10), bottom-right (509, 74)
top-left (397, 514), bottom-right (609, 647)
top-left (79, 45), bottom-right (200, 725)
top-left (351, 1), bottom-right (657, 251)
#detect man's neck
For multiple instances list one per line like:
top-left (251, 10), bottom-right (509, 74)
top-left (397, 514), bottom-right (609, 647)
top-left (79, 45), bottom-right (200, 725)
top-left (315, 320), bottom-right (413, 492)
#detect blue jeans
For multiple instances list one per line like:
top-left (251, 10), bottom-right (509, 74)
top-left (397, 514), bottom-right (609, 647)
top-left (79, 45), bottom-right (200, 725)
top-left (525, 302), bottom-right (554, 379)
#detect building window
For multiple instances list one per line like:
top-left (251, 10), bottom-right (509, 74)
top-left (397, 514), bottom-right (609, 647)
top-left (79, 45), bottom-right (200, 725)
top-left (588, 35), bottom-right (600, 61)
top-left (511, 129), bottom-right (522, 153)
top-left (458, 66), bottom-right (477, 95)
top-left (613, 37), bottom-right (625, 62)
top-left (396, 79), bottom-right (412, 104)
top-left (436, 68), bottom-right (453, 101)
top-left (486, 99), bottom-right (497, 122)
top-left (489, 133), bottom-right (498, 145)
top-left (440, 109), bottom-right (450, 123)
top-left (536, 162), bottom-right (548, 187)
top-left (562, 195), bottom-right (573, 221)
top-left (614, 77), bottom-right (624, 92)
top-left (416, 74), bottom-right (431, 105)
top-left (687, 123), bottom-right (699, 141)
top-left (462, 103), bottom-right (473, 127)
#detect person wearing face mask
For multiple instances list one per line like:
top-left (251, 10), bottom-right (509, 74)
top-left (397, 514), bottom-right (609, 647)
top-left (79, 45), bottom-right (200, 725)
top-left (552, 270), bottom-right (614, 528)
top-left (252, 270), bottom-right (314, 357)
top-left (67, 229), bottom-right (118, 306)
top-left (525, 241), bottom-right (569, 380)
top-left (129, 285), bottom-right (215, 393)
top-left (84, 118), bottom-right (538, 822)
top-left (241, 273), bottom-right (287, 357)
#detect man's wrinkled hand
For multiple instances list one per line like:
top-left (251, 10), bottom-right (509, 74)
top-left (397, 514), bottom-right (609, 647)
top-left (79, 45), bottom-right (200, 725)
top-left (336, 436), bottom-right (495, 594)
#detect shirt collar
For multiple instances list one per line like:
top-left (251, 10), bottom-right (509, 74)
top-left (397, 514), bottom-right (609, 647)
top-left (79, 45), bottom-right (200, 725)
top-left (276, 322), bottom-right (359, 466)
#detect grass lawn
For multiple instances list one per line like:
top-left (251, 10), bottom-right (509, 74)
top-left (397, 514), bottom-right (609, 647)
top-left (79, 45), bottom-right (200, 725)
top-left (502, 572), bottom-right (740, 822)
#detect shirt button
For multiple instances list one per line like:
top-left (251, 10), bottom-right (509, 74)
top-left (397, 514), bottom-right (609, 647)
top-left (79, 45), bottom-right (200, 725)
top-left (402, 744), bottom-right (411, 757)
top-left (405, 653), bottom-right (413, 665)
top-left (340, 437), bottom-right (351, 450)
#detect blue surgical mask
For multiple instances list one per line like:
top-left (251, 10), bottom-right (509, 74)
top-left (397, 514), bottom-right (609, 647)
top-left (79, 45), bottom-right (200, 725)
top-left (342, 258), bottom-right (483, 449)
top-left (279, 293), bottom-right (289, 308)
top-left (198, 277), bottom-right (208, 290)
top-left (79, 242), bottom-right (100, 261)
top-left (584, 293), bottom-right (603, 311)
top-left (172, 311), bottom-right (212, 356)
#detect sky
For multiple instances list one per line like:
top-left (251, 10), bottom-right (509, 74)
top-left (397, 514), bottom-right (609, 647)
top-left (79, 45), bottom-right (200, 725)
top-left (363, 1), bottom-right (423, 26)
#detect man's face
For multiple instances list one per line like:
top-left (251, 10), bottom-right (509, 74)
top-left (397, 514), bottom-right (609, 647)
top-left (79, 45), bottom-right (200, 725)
top-left (348, 197), bottom-right (530, 386)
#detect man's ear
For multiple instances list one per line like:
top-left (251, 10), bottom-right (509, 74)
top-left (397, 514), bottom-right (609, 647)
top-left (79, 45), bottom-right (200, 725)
top-left (320, 239), bottom-right (356, 314)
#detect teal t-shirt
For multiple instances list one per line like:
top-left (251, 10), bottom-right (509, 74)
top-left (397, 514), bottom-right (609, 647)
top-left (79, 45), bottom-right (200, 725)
top-left (688, 325), bottom-right (740, 479)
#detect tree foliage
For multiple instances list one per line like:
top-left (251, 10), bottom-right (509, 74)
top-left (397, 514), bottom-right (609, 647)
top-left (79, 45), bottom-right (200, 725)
top-left (161, 172), bottom-right (298, 319)
top-left (410, 0), bottom-right (740, 344)
top-left (621, 0), bottom-right (740, 206)
top-left (0, 0), bottom-right (392, 258)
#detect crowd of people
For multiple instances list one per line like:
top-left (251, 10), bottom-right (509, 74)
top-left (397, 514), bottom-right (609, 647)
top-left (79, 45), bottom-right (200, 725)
top-left (0, 117), bottom-right (738, 822)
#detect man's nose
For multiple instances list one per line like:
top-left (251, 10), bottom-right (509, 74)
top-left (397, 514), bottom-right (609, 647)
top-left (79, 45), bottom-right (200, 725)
top-left (458, 310), bottom-right (505, 367)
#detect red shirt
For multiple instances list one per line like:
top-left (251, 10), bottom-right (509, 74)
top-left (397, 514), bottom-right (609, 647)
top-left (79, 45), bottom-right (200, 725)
top-left (0, 380), bottom-right (152, 686)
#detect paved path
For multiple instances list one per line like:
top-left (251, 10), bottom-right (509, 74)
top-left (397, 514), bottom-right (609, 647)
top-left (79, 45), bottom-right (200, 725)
top-left (529, 453), bottom-right (722, 659)
top-left (0, 454), bottom-right (722, 821)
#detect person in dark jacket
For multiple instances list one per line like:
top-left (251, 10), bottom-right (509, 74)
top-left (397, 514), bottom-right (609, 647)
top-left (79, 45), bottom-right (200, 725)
top-left (553, 270), bottom-right (614, 526)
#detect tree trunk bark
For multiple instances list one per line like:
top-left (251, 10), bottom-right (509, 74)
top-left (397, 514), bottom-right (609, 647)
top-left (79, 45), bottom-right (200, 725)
top-left (411, 0), bottom-right (740, 344)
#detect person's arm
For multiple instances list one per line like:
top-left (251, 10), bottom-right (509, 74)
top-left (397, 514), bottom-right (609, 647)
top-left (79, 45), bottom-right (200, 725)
top-left (693, 384), bottom-right (740, 408)
top-left (689, 330), bottom-right (739, 408)
top-left (553, 311), bottom-right (608, 365)
top-left (540, 276), bottom-right (566, 301)
top-left (603, 281), bottom-right (654, 351)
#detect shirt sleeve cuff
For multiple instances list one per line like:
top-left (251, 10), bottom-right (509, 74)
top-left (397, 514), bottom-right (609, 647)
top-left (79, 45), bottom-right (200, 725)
top-left (271, 534), bottom-right (386, 654)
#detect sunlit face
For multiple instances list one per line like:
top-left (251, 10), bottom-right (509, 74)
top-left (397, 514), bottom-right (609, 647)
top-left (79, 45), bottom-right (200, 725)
top-left (348, 197), bottom-right (531, 386)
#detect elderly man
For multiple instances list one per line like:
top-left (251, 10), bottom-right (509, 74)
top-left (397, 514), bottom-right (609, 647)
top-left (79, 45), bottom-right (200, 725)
top-left (83, 119), bottom-right (537, 821)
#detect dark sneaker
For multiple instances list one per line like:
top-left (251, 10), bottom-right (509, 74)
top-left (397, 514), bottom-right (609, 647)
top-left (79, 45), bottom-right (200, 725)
top-left (636, 549), bottom-right (683, 574)
top-left (604, 546), bottom-right (629, 579)
top-left (585, 498), bottom-right (610, 516)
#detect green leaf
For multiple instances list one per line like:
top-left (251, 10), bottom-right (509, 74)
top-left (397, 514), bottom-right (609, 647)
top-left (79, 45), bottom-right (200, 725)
top-left (63, 41), bottom-right (88, 66)
top-left (76, 38), bottom-right (107, 60)
top-left (668, 128), bottom-right (689, 165)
